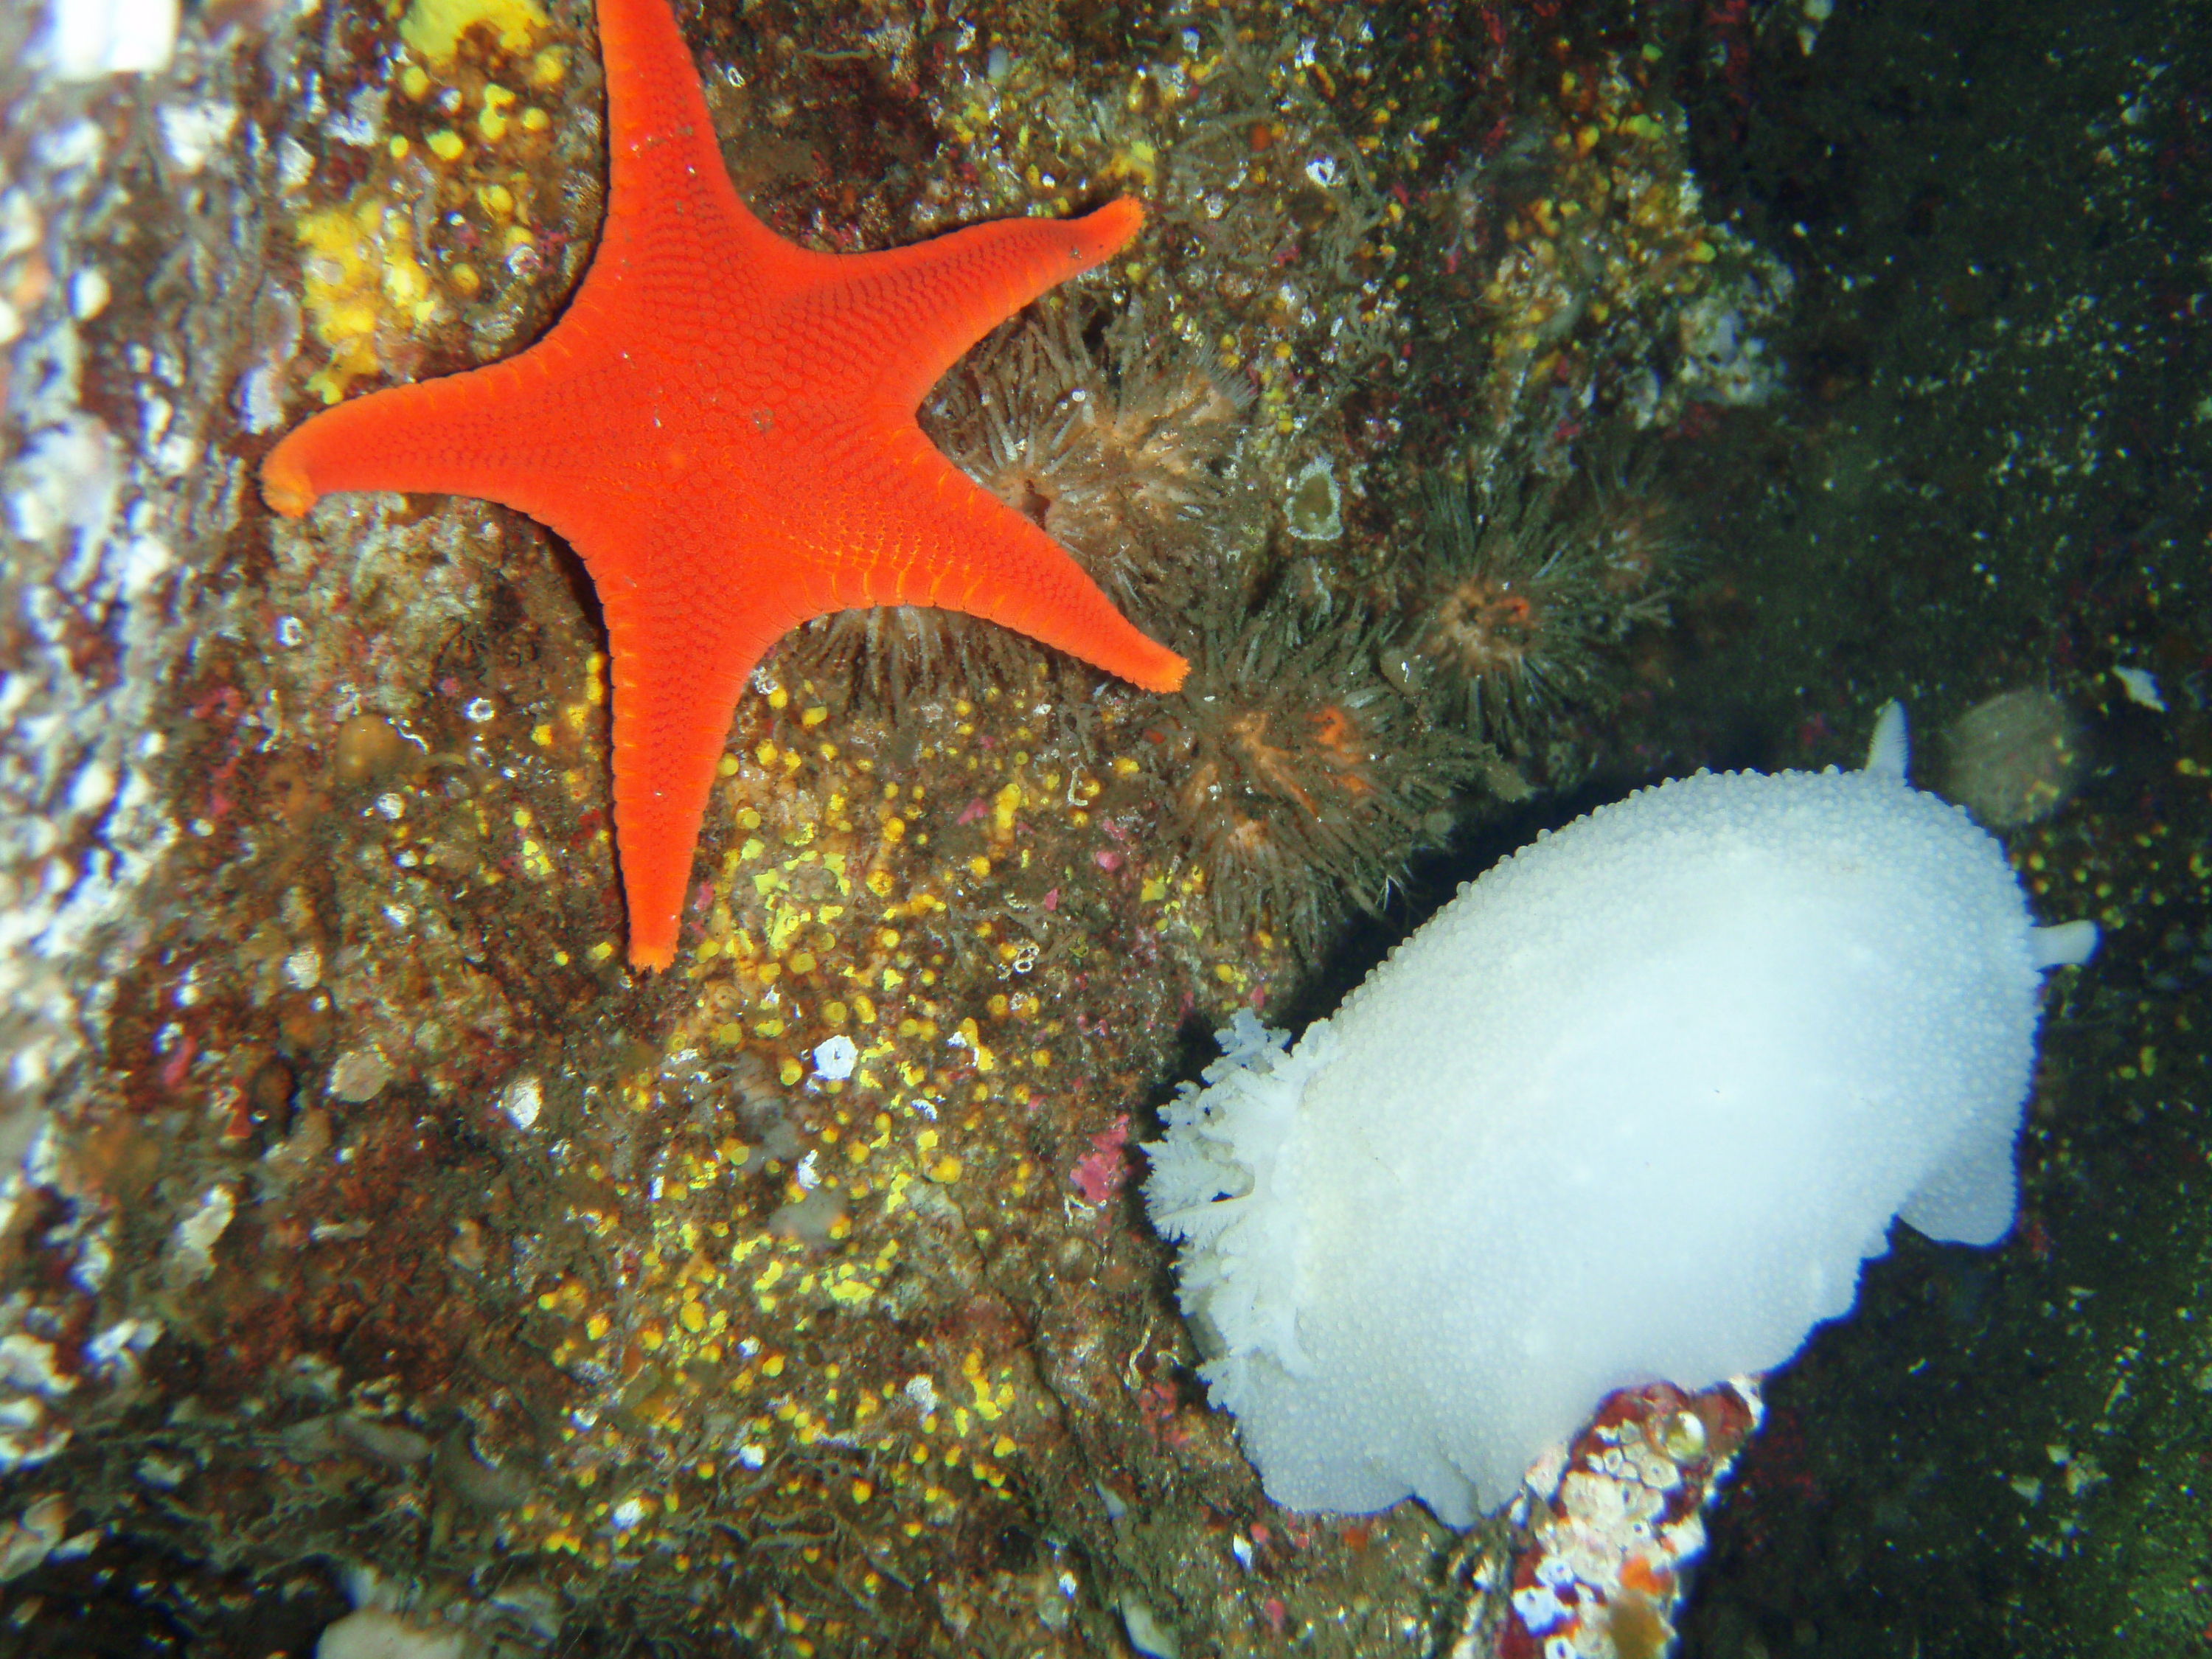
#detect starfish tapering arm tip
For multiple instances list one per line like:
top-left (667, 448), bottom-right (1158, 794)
top-left (261, 448), bottom-right (316, 518)
top-left (1122, 636), bottom-right (1189, 695)
top-left (1083, 195), bottom-right (1145, 249)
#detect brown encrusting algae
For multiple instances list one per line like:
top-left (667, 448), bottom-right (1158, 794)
top-left (1, 0), bottom-right (2206, 1656)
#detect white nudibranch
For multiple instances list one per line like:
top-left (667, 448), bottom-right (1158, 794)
top-left (1144, 703), bottom-right (2098, 1526)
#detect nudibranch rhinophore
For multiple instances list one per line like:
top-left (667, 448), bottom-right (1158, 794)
top-left (1144, 703), bottom-right (2098, 1526)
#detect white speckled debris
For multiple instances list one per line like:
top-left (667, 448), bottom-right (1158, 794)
top-left (44, 0), bottom-right (180, 81)
top-left (498, 1074), bottom-right (544, 1131)
top-left (170, 1184), bottom-right (235, 1278)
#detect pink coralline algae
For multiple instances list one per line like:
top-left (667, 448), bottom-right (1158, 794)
top-left (1072, 1116), bottom-right (1133, 1204)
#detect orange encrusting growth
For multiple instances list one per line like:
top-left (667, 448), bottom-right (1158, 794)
top-left (262, 0), bottom-right (1186, 973)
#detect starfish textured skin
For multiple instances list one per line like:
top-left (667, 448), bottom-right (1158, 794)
top-left (262, 0), bottom-right (1188, 971)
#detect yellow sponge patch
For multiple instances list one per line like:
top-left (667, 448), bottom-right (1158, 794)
top-left (295, 195), bottom-right (439, 403)
top-left (399, 0), bottom-right (548, 64)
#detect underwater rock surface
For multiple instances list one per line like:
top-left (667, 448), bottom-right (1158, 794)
top-left (0, 0), bottom-right (2202, 1656)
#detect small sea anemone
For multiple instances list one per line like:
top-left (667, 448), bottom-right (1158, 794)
top-left (923, 296), bottom-right (1260, 630)
top-left (1133, 579), bottom-right (1484, 952)
top-left (785, 300), bottom-right (1254, 709)
top-left (779, 602), bottom-right (1034, 716)
top-left (1388, 448), bottom-right (1674, 754)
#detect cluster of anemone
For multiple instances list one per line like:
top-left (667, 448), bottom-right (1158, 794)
top-left (1137, 434), bottom-right (1683, 958)
top-left (783, 270), bottom-right (1683, 958)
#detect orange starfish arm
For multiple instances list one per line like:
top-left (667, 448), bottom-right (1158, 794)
top-left (261, 0), bottom-right (1187, 975)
